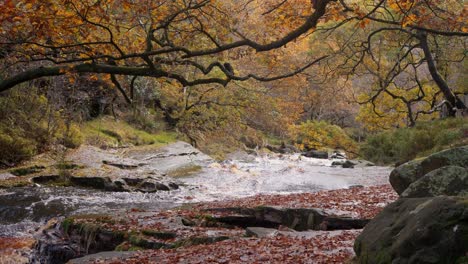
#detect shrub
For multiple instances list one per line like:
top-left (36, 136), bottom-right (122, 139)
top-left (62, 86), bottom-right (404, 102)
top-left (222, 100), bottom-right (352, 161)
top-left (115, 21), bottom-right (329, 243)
top-left (289, 120), bottom-right (357, 155)
top-left (360, 118), bottom-right (467, 165)
top-left (0, 86), bottom-right (82, 166)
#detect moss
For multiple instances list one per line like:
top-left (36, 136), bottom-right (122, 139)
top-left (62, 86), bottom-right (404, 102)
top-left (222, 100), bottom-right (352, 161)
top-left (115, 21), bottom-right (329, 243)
top-left (9, 165), bottom-right (45, 176)
top-left (0, 177), bottom-right (32, 188)
top-left (127, 246), bottom-right (145, 251)
top-left (128, 235), bottom-right (170, 249)
top-left (62, 218), bottom-right (74, 234)
top-left (167, 165), bottom-right (202, 178)
top-left (114, 242), bottom-right (129, 251)
top-left (55, 163), bottom-right (82, 170)
top-left (80, 117), bottom-right (178, 148)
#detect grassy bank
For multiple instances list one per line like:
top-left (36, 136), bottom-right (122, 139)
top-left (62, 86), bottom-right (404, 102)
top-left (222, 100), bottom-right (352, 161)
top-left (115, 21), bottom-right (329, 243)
top-left (360, 117), bottom-right (467, 165)
top-left (81, 117), bottom-right (178, 148)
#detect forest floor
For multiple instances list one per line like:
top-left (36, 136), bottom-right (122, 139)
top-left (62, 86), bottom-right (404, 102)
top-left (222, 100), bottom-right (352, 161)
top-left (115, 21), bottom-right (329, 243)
top-left (64, 184), bottom-right (397, 264)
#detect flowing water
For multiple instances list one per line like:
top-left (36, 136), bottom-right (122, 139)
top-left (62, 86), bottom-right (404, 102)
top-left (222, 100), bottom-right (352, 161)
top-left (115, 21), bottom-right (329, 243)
top-left (0, 153), bottom-right (392, 238)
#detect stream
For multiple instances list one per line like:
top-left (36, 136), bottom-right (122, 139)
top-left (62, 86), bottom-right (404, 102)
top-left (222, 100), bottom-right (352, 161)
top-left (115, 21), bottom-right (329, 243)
top-left (0, 152), bottom-right (392, 239)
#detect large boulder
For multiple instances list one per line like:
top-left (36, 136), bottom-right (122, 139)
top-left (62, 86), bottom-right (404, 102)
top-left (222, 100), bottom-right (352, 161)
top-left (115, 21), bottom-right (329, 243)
top-left (354, 196), bottom-right (468, 264)
top-left (389, 146), bottom-right (468, 194)
top-left (401, 166), bottom-right (468, 198)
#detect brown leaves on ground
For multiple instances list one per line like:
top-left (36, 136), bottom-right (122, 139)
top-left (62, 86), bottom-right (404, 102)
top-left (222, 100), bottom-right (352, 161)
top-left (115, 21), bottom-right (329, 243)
top-left (105, 231), bottom-right (360, 264)
top-left (80, 184), bottom-right (397, 264)
top-left (0, 237), bottom-right (35, 264)
top-left (192, 184), bottom-right (398, 219)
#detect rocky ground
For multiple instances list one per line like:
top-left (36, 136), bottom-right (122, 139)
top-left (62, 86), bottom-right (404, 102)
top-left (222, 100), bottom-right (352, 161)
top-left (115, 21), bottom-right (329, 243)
top-left (37, 185), bottom-right (397, 264)
top-left (0, 141), bottom-right (400, 263)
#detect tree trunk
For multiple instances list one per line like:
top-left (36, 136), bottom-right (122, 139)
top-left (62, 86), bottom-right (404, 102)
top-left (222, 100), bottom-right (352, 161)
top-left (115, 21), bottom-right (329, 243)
top-left (417, 31), bottom-right (466, 116)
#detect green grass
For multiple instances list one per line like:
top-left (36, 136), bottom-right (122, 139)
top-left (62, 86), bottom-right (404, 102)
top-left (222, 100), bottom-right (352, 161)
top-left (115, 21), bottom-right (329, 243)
top-left (360, 117), bottom-right (468, 165)
top-left (81, 117), bottom-right (178, 148)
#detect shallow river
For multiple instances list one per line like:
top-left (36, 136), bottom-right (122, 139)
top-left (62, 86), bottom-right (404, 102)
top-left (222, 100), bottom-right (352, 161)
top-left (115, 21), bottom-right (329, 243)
top-left (0, 153), bottom-right (392, 238)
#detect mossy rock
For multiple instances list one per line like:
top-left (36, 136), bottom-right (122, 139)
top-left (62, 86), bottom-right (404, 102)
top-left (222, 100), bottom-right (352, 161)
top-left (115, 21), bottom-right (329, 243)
top-left (354, 196), bottom-right (468, 264)
top-left (31, 175), bottom-right (72, 187)
top-left (390, 146), bottom-right (468, 194)
top-left (61, 218), bottom-right (126, 254)
top-left (128, 235), bottom-right (171, 249)
top-left (141, 230), bottom-right (177, 240)
top-left (172, 236), bottom-right (229, 248)
top-left (167, 165), bottom-right (202, 178)
top-left (0, 177), bottom-right (32, 188)
top-left (401, 166), bottom-right (468, 198)
top-left (9, 165), bottom-right (45, 176)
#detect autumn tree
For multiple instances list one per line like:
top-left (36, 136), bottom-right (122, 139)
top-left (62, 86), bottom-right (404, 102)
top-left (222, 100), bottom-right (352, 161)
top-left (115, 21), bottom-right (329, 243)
top-left (0, 0), bottom-right (334, 98)
top-left (333, 0), bottom-right (467, 119)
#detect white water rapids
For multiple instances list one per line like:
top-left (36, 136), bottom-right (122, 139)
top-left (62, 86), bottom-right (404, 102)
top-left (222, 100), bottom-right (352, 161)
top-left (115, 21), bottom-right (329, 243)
top-left (0, 152), bottom-right (392, 238)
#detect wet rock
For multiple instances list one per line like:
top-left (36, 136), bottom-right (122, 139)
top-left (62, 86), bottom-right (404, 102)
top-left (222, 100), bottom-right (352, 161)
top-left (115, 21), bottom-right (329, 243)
top-left (67, 251), bottom-right (137, 264)
top-left (181, 218), bottom-right (196, 226)
top-left (333, 160), bottom-right (374, 169)
top-left (168, 182), bottom-right (179, 190)
top-left (279, 144), bottom-right (299, 154)
top-left (35, 242), bottom-right (78, 264)
top-left (266, 144), bottom-right (282, 153)
top-left (204, 206), bottom-right (327, 231)
top-left (102, 160), bottom-right (139, 170)
top-left (245, 227), bottom-right (279, 238)
top-left (137, 180), bottom-right (170, 192)
top-left (330, 152), bottom-right (346, 159)
top-left (390, 146), bottom-right (468, 194)
top-left (331, 160), bottom-right (346, 166)
top-left (10, 165), bottom-right (45, 176)
top-left (319, 216), bottom-right (370, 230)
top-left (401, 166), bottom-right (468, 198)
top-left (135, 141), bottom-right (213, 174)
top-left (141, 230), bottom-right (177, 240)
top-left (210, 215), bottom-right (269, 228)
top-left (128, 235), bottom-right (171, 249)
top-left (342, 160), bottom-right (356, 169)
top-left (122, 177), bottom-right (145, 186)
top-left (32, 175), bottom-right (64, 185)
top-left (354, 196), bottom-right (468, 264)
top-left (69, 176), bottom-right (122, 192)
top-left (173, 236), bottom-right (230, 247)
top-left (111, 179), bottom-right (128, 191)
top-left (205, 206), bottom-right (369, 232)
top-left (64, 221), bottom-right (126, 255)
top-left (303, 150), bottom-right (328, 159)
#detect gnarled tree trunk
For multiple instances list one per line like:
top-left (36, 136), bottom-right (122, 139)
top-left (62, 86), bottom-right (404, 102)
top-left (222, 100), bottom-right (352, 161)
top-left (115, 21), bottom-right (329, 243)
top-left (417, 31), bottom-right (467, 116)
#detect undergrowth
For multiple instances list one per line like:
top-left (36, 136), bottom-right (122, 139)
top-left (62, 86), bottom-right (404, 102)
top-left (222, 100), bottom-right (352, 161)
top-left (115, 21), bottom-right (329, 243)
top-left (81, 116), bottom-right (178, 148)
top-left (360, 117), bottom-right (468, 165)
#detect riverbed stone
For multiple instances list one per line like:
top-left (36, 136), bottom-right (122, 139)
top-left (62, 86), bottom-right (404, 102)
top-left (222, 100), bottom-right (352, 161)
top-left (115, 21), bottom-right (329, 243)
top-left (137, 180), bottom-right (170, 192)
top-left (303, 150), bottom-right (328, 159)
top-left (67, 251), bottom-right (137, 264)
top-left (204, 206), bottom-right (328, 231)
top-left (341, 160), bottom-right (356, 169)
top-left (389, 146), bottom-right (468, 194)
top-left (69, 176), bottom-right (123, 191)
top-left (354, 196), bottom-right (468, 264)
top-left (401, 166), bottom-right (468, 198)
top-left (245, 227), bottom-right (279, 237)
